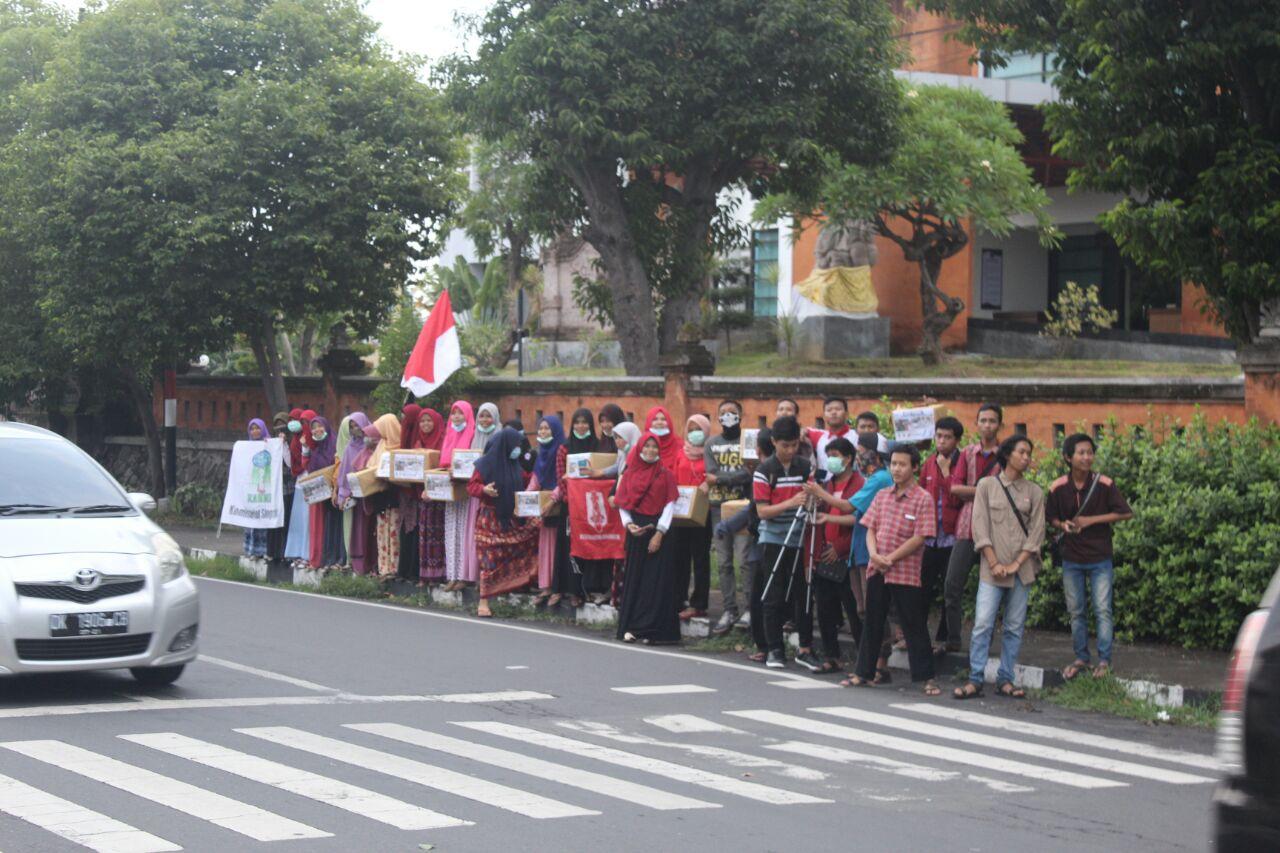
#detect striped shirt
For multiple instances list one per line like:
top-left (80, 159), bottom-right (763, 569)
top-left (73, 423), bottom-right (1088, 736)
top-left (753, 455), bottom-right (811, 548)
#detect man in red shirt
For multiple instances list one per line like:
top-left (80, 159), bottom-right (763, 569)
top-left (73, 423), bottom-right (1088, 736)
top-left (919, 416), bottom-right (963, 652)
top-left (804, 436), bottom-right (864, 673)
top-left (806, 397), bottom-right (852, 460)
top-left (849, 444), bottom-right (940, 695)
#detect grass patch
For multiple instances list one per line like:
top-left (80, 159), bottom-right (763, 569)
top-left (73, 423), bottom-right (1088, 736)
top-left (1039, 673), bottom-right (1220, 728)
top-left (186, 554), bottom-right (259, 584)
top-left (684, 631), bottom-right (750, 655)
top-left (317, 573), bottom-right (386, 600)
top-left (153, 512), bottom-right (219, 530)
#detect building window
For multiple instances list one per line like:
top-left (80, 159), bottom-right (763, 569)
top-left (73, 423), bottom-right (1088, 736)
top-left (983, 52), bottom-right (1057, 83)
top-left (751, 228), bottom-right (779, 318)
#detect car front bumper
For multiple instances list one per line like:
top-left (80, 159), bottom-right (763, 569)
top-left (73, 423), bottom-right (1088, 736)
top-left (1213, 777), bottom-right (1280, 852)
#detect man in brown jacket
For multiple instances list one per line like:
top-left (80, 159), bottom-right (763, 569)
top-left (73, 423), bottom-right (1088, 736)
top-left (954, 434), bottom-right (1045, 700)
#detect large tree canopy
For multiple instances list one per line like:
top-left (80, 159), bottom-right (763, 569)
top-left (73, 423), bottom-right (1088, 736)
top-left (445, 0), bottom-right (904, 374)
top-left (924, 0), bottom-right (1280, 342)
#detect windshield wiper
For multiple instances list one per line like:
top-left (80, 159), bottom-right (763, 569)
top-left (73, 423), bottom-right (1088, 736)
top-left (0, 504), bottom-right (71, 516)
top-left (68, 504), bottom-right (132, 515)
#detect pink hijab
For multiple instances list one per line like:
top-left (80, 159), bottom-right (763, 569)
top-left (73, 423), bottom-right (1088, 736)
top-left (439, 400), bottom-right (476, 465)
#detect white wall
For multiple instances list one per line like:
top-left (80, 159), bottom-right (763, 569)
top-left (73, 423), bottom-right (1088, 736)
top-left (970, 228), bottom-right (1049, 318)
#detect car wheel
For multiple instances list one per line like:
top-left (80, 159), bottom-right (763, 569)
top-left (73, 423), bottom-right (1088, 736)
top-left (129, 664), bottom-right (185, 687)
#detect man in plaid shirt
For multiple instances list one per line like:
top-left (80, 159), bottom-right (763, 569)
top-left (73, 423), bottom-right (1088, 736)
top-left (849, 444), bottom-right (941, 695)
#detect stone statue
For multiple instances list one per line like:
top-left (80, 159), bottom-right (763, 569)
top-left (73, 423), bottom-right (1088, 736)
top-left (815, 219), bottom-right (879, 270)
top-left (1260, 298), bottom-right (1280, 339)
top-left (787, 216), bottom-right (888, 359)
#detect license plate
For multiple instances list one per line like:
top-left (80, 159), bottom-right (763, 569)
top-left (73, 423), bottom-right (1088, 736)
top-left (49, 611), bottom-right (129, 637)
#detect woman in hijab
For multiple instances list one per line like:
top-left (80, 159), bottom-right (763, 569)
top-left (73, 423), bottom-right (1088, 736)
top-left (361, 413), bottom-right (402, 578)
top-left (643, 406), bottom-right (683, 470)
top-left (470, 427), bottom-right (540, 617)
top-left (543, 407), bottom-right (600, 607)
top-left (416, 406), bottom-right (447, 587)
top-left (396, 404), bottom-right (425, 583)
top-left (673, 413), bottom-right (712, 620)
top-left (242, 419), bottom-right (272, 559)
top-left (598, 403), bottom-right (627, 453)
top-left (528, 415), bottom-right (566, 606)
top-left (505, 419), bottom-right (536, 474)
top-left (615, 433), bottom-right (681, 644)
top-left (440, 401), bottom-right (476, 591)
top-left (306, 416), bottom-right (341, 570)
top-left (283, 410), bottom-right (315, 565)
top-left (267, 412), bottom-right (294, 562)
top-left (556, 407), bottom-right (614, 603)
top-left (459, 402), bottom-right (502, 588)
top-left (606, 421), bottom-right (642, 606)
top-left (335, 412), bottom-right (373, 575)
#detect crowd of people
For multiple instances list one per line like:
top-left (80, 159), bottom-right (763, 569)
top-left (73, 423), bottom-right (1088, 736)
top-left (238, 397), bottom-right (1132, 695)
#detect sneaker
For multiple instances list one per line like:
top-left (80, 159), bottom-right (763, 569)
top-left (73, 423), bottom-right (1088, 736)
top-left (736, 612), bottom-right (751, 628)
top-left (794, 650), bottom-right (822, 672)
top-left (765, 650), bottom-right (787, 669)
top-left (712, 611), bottom-right (738, 635)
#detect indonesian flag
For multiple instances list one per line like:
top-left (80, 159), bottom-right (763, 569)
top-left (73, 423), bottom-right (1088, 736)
top-left (567, 478), bottom-right (626, 560)
top-left (401, 290), bottom-right (462, 398)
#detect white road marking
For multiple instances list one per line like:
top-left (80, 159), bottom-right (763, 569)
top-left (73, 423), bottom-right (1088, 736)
top-left (238, 726), bottom-right (596, 820)
top-left (121, 732), bottom-right (470, 831)
top-left (767, 740), bottom-right (1035, 793)
top-left (558, 720), bottom-right (827, 781)
top-left (198, 655), bottom-right (339, 693)
top-left (349, 723), bottom-right (717, 812)
top-left (505, 665), bottom-right (529, 670)
top-left (0, 690), bottom-right (553, 720)
top-left (0, 771), bottom-right (180, 853)
top-left (0, 740), bottom-right (328, 842)
top-left (768, 679), bottom-right (841, 690)
top-left (726, 710), bottom-right (1126, 790)
top-left (811, 706), bottom-right (1214, 785)
top-left (892, 703), bottom-right (1223, 771)
top-left (643, 715), bottom-right (745, 734)
top-left (457, 721), bottom-right (830, 804)
top-left (611, 684), bottom-right (716, 695)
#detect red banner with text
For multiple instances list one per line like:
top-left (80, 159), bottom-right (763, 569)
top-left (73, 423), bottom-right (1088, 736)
top-left (567, 478), bottom-right (625, 561)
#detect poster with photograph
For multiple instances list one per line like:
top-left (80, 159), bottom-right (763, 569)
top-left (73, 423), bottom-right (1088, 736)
top-left (891, 406), bottom-right (937, 443)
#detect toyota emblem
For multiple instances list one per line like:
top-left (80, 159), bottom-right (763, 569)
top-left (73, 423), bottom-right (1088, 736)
top-left (73, 569), bottom-right (101, 590)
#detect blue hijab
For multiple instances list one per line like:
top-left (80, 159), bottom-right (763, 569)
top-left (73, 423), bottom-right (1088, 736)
top-left (533, 415), bottom-right (565, 490)
top-left (474, 427), bottom-right (525, 529)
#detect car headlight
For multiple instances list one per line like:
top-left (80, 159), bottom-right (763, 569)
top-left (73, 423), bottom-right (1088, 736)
top-left (151, 532), bottom-right (188, 583)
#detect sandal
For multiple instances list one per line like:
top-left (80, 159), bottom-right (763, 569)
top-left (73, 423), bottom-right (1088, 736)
top-left (547, 593), bottom-right (562, 608)
top-left (1063, 660), bottom-right (1090, 680)
top-left (622, 632), bottom-right (637, 644)
top-left (476, 603), bottom-right (493, 618)
top-left (815, 660), bottom-right (842, 675)
top-left (747, 651), bottom-right (767, 663)
top-left (873, 667), bottom-right (892, 685)
top-left (840, 675), bottom-right (874, 688)
top-left (953, 682), bottom-right (983, 700)
top-left (922, 680), bottom-right (942, 696)
top-left (1092, 662), bottom-right (1111, 679)
top-left (996, 682), bottom-right (1026, 699)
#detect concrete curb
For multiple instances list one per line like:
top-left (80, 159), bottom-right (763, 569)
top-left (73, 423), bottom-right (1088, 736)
top-left (185, 547), bottom-right (1207, 708)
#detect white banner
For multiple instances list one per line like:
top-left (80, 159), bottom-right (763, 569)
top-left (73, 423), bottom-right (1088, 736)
top-left (220, 438), bottom-right (285, 529)
top-left (892, 406), bottom-right (937, 443)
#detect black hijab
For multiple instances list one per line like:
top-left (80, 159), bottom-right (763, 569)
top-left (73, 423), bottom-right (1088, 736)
top-left (505, 419), bottom-right (536, 474)
top-left (566, 407), bottom-right (600, 454)
top-left (474, 427), bottom-right (525, 529)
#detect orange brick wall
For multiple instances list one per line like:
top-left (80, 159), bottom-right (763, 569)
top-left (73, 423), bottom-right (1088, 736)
top-left (895, 6), bottom-right (976, 76)
top-left (1180, 283), bottom-right (1230, 338)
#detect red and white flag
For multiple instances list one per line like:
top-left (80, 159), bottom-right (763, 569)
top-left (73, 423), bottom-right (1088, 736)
top-left (401, 290), bottom-right (462, 398)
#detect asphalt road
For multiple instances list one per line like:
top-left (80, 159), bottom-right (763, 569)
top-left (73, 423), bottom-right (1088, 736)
top-left (0, 575), bottom-right (1221, 853)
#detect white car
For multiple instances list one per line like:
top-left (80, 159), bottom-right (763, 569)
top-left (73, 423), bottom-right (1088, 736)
top-left (0, 421), bottom-right (199, 686)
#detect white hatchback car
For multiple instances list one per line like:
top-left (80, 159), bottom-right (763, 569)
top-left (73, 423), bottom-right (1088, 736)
top-left (0, 421), bottom-right (199, 685)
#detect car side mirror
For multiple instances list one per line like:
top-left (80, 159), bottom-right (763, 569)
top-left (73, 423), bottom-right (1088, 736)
top-left (127, 492), bottom-right (157, 513)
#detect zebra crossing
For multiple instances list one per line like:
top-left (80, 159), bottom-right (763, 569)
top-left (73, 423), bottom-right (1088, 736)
top-left (0, 701), bottom-right (1220, 851)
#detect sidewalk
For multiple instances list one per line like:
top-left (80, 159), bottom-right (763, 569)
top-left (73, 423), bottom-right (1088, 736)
top-left (168, 524), bottom-right (1227, 706)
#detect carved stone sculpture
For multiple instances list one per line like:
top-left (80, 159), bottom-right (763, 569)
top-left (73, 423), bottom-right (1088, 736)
top-left (815, 219), bottom-right (879, 270)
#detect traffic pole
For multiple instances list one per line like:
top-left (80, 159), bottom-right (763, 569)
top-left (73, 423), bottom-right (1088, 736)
top-left (163, 367), bottom-right (177, 498)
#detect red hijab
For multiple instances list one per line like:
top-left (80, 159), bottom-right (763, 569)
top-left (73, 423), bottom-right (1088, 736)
top-left (287, 407), bottom-right (306, 477)
top-left (401, 404), bottom-right (423, 450)
top-left (643, 406), bottom-right (682, 470)
top-left (417, 407), bottom-right (445, 452)
top-left (615, 433), bottom-right (679, 516)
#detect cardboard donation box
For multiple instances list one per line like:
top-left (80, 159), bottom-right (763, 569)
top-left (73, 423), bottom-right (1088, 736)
top-left (672, 485), bottom-right (710, 527)
top-left (297, 464), bottom-right (337, 505)
top-left (376, 451), bottom-right (392, 479)
top-left (566, 452), bottom-right (619, 478)
top-left (719, 498), bottom-right (750, 534)
top-left (515, 490), bottom-right (560, 518)
top-left (424, 470), bottom-right (468, 502)
top-left (347, 466), bottom-right (387, 499)
top-left (450, 449), bottom-right (482, 480)
top-left (389, 449), bottom-right (440, 484)
top-left (741, 429), bottom-right (761, 461)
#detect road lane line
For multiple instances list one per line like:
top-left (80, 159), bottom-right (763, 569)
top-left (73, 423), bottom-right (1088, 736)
top-left (456, 721), bottom-right (830, 804)
top-left (0, 771), bottom-right (180, 853)
top-left (349, 723), bottom-right (717, 812)
top-left (766, 740), bottom-right (1035, 793)
top-left (810, 707), bottom-right (1214, 785)
top-left (198, 655), bottom-right (339, 693)
top-left (611, 684), bottom-right (716, 695)
top-left (892, 703), bottom-right (1222, 771)
top-left (725, 710), bottom-right (1125, 790)
top-left (237, 727), bottom-right (595, 820)
top-left (0, 741), bottom-right (328, 842)
top-left (768, 679), bottom-right (841, 689)
top-left (643, 715), bottom-right (745, 734)
top-left (121, 732), bottom-right (470, 831)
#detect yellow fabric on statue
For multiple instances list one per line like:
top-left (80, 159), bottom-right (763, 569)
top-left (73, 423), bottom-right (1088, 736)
top-left (794, 266), bottom-right (878, 314)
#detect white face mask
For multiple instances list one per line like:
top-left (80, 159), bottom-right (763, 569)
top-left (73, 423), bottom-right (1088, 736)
top-left (650, 427), bottom-right (670, 437)
top-left (719, 412), bottom-right (740, 428)
top-left (640, 451), bottom-right (660, 465)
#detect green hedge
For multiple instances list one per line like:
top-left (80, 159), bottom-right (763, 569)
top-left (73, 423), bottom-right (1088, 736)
top-left (1024, 415), bottom-right (1280, 651)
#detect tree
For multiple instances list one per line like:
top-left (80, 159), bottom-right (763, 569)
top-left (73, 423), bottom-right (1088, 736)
top-left (923, 0), bottom-right (1280, 342)
top-left (445, 0), bottom-right (904, 375)
top-left (708, 259), bottom-right (755, 354)
top-left (762, 83), bottom-right (1057, 364)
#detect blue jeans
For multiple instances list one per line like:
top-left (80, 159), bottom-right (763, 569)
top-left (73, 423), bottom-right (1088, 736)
top-left (1061, 559), bottom-right (1114, 664)
top-left (968, 577), bottom-right (1029, 686)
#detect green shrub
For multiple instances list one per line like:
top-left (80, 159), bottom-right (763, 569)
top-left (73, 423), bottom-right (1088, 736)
top-left (169, 483), bottom-right (221, 520)
top-left (1025, 414), bottom-right (1280, 651)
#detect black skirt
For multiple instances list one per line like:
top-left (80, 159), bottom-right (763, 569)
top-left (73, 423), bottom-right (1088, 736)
top-left (616, 513), bottom-right (680, 643)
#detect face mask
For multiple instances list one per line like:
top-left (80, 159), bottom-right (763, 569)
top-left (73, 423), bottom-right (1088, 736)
top-left (509, 447), bottom-right (522, 459)
top-left (313, 431), bottom-right (327, 442)
top-left (719, 412), bottom-right (740, 428)
top-left (451, 421), bottom-right (467, 432)
top-left (363, 436), bottom-right (374, 447)
top-left (688, 430), bottom-right (706, 446)
top-left (573, 428), bottom-right (590, 440)
top-left (288, 420), bottom-right (301, 433)
top-left (650, 427), bottom-right (670, 437)
top-left (640, 451), bottom-right (660, 465)
top-left (825, 456), bottom-right (846, 476)
top-left (477, 423), bottom-right (496, 433)
top-left (537, 435), bottom-right (554, 445)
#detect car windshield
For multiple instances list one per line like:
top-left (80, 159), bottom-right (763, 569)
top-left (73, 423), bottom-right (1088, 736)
top-left (0, 437), bottom-right (131, 515)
